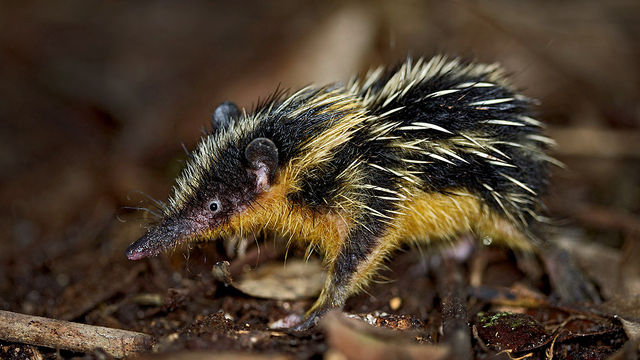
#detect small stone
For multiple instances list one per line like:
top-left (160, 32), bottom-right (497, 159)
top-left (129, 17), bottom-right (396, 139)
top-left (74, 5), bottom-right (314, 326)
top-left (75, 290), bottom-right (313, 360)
top-left (389, 296), bottom-right (402, 310)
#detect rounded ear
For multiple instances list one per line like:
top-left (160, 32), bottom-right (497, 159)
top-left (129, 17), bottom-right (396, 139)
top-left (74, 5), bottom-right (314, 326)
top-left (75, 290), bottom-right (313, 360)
top-left (245, 138), bottom-right (278, 186)
top-left (211, 101), bottom-right (240, 131)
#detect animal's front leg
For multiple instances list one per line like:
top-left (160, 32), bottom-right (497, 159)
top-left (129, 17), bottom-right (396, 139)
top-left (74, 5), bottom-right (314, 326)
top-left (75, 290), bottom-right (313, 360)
top-left (293, 225), bottom-right (394, 331)
top-left (292, 275), bottom-right (348, 331)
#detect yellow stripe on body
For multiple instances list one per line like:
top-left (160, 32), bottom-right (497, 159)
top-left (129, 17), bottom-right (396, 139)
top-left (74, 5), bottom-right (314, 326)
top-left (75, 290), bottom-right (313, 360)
top-left (343, 188), bottom-right (534, 297)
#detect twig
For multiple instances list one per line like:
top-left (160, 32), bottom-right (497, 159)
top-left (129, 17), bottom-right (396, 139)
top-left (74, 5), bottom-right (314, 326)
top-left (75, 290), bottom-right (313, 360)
top-left (0, 310), bottom-right (153, 358)
top-left (435, 256), bottom-right (473, 360)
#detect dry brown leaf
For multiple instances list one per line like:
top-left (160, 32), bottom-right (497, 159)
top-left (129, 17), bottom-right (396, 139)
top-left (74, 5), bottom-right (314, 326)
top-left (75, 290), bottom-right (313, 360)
top-left (599, 295), bottom-right (640, 340)
top-left (322, 311), bottom-right (448, 360)
top-left (474, 312), bottom-right (550, 353)
top-left (234, 259), bottom-right (325, 300)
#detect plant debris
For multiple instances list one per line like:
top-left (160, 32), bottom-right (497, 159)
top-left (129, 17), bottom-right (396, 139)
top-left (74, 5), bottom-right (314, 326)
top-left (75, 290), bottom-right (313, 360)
top-left (233, 259), bottom-right (325, 301)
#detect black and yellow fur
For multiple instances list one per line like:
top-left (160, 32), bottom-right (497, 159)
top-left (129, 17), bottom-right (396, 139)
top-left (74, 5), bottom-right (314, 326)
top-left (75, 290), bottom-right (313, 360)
top-left (126, 55), bottom-right (556, 329)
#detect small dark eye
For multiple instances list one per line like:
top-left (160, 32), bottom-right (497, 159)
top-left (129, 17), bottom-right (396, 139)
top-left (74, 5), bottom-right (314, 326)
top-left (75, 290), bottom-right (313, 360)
top-left (208, 199), bottom-right (221, 213)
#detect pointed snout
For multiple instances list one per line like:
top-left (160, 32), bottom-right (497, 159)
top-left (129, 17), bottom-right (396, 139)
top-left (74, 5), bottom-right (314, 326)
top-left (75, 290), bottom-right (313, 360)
top-left (126, 232), bottom-right (163, 260)
top-left (126, 220), bottom-right (186, 260)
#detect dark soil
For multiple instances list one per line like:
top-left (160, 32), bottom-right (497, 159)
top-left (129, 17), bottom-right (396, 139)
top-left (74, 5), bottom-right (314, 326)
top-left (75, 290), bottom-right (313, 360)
top-left (1, 1), bottom-right (639, 359)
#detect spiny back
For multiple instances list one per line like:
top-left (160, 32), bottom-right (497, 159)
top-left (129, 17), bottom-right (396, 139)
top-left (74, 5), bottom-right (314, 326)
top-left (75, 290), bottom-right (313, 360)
top-left (168, 55), bottom-right (555, 234)
top-left (349, 56), bottom-right (555, 229)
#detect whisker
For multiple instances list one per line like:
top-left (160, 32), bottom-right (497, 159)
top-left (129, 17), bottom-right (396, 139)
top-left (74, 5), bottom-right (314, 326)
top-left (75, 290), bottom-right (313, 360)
top-left (122, 206), bottom-right (162, 219)
top-left (128, 190), bottom-right (167, 212)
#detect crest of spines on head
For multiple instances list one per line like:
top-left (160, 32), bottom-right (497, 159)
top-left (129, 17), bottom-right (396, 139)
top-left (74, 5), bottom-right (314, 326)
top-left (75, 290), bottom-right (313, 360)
top-left (164, 85), bottom-right (371, 217)
top-left (165, 102), bottom-right (230, 217)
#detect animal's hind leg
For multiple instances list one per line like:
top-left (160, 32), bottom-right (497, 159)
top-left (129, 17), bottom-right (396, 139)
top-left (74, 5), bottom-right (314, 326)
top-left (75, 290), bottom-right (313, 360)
top-left (540, 243), bottom-right (601, 304)
top-left (474, 211), bottom-right (600, 303)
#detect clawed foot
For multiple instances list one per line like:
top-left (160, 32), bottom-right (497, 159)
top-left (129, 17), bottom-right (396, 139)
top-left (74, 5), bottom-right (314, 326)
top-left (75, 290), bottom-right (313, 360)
top-left (290, 307), bottom-right (330, 333)
top-left (292, 315), bottom-right (320, 332)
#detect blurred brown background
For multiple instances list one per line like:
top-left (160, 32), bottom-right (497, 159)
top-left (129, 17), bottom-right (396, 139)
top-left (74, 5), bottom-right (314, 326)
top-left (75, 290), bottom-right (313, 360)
top-left (1, 0), bottom-right (639, 330)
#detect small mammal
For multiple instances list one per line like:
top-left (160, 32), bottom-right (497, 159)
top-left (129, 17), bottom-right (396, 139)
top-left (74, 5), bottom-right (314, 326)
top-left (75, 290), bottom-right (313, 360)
top-left (126, 55), bottom-right (556, 329)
